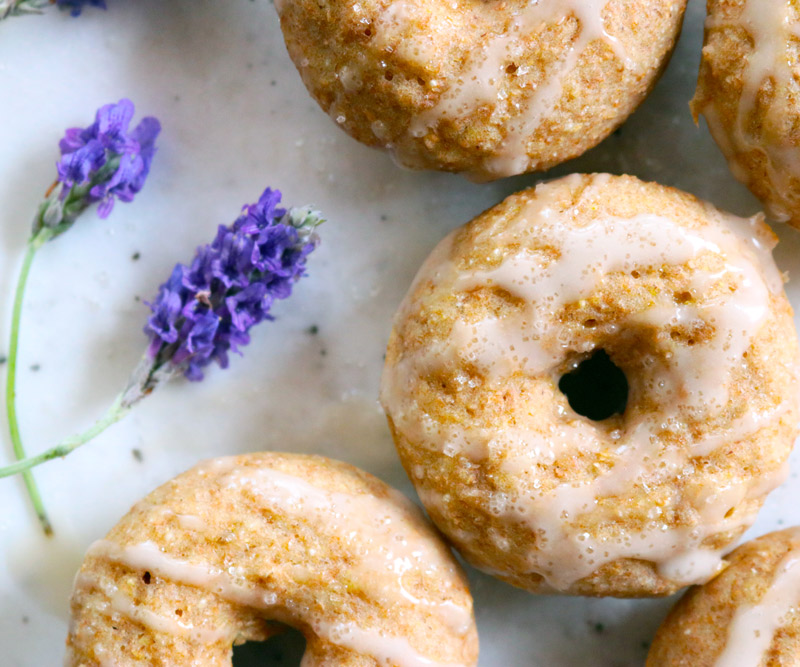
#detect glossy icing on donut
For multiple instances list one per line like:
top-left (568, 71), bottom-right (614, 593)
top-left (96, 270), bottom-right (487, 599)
top-left (401, 1), bottom-right (630, 178)
top-left (66, 454), bottom-right (477, 667)
top-left (647, 528), bottom-right (800, 666)
top-left (715, 529), bottom-right (800, 667)
top-left (381, 174), bottom-right (798, 593)
top-left (694, 0), bottom-right (800, 222)
top-left (278, 0), bottom-right (686, 178)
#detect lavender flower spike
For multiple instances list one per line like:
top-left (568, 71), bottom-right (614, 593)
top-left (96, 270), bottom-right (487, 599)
top-left (36, 98), bottom-right (160, 237)
top-left (0, 190), bottom-right (323, 488)
top-left (126, 189), bottom-right (323, 403)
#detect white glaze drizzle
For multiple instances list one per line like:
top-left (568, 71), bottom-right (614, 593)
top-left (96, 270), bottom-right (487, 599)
top-left (314, 620), bottom-right (466, 667)
top-left (84, 465), bottom-right (471, 667)
top-left (219, 465), bottom-right (471, 634)
top-left (699, 1), bottom-right (800, 221)
top-left (447, 211), bottom-right (772, 407)
top-left (88, 540), bottom-right (464, 667)
top-left (381, 174), bottom-right (793, 590)
top-left (715, 532), bottom-right (800, 667)
top-left (72, 570), bottom-right (229, 644)
top-left (372, 0), bottom-right (440, 69)
top-left (175, 513), bottom-right (205, 531)
top-left (152, 507), bottom-right (207, 531)
top-left (87, 539), bottom-right (279, 613)
top-left (397, 0), bottom-right (629, 178)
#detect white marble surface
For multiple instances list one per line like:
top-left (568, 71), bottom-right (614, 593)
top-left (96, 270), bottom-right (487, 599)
top-left (1, 1), bottom-right (800, 665)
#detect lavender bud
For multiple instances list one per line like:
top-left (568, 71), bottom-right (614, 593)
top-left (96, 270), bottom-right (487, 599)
top-left (34, 99), bottom-right (161, 238)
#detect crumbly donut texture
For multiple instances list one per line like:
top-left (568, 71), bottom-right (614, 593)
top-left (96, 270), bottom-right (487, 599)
top-left (65, 453), bottom-right (478, 667)
top-left (648, 528), bottom-right (800, 667)
top-left (381, 173), bottom-right (800, 598)
top-left (693, 0), bottom-right (800, 228)
top-left (278, 0), bottom-right (686, 179)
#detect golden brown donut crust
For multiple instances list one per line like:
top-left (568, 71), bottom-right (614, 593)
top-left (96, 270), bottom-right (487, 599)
top-left (647, 528), bottom-right (800, 667)
top-left (380, 173), bottom-right (800, 598)
top-left (693, 0), bottom-right (800, 228)
top-left (65, 453), bottom-right (478, 666)
top-left (278, 0), bottom-right (687, 179)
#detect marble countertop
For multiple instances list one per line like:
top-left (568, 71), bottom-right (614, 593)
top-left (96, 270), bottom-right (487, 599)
top-left (2, 0), bottom-right (800, 664)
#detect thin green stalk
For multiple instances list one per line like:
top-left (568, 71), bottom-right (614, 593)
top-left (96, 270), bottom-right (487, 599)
top-left (0, 0), bottom-right (51, 20)
top-left (5, 227), bottom-right (54, 533)
top-left (0, 395), bottom-right (130, 479)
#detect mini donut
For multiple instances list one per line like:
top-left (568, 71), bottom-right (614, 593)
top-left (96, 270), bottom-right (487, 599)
top-left (277, 0), bottom-right (687, 180)
top-left (693, 0), bottom-right (800, 228)
top-left (380, 173), bottom-right (800, 597)
top-left (65, 453), bottom-right (478, 666)
top-left (647, 528), bottom-right (800, 666)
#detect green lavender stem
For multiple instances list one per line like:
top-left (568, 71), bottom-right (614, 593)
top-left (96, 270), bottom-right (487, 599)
top-left (5, 227), bottom-right (54, 533)
top-left (0, 0), bottom-right (52, 19)
top-left (3, 173), bottom-right (119, 532)
top-left (0, 395), bottom-right (129, 479)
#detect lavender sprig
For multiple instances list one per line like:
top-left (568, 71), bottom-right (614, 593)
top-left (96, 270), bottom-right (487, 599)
top-left (4, 99), bottom-right (159, 534)
top-left (0, 189), bottom-right (323, 488)
top-left (1, 0), bottom-right (105, 19)
top-left (124, 189), bottom-right (322, 404)
top-left (37, 99), bottom-right (160, 237)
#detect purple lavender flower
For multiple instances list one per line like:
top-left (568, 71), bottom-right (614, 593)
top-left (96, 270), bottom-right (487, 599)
top-left (55, 0), bottom-right (106, 16)
top-left (0, 183), bottom-right (324, 518)
top-left (136, 188), bottom-right (322, 391)
top-left (0, 97), bottom-right (159, 534)
top-left (36, 99), bottom-right (160, 235)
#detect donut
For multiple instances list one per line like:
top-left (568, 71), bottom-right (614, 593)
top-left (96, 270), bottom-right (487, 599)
top-left (380, 173), bottom-right (800, 597)
top-left (65, 453), bottom-right (478, 666)
top-left (647, 528), bottom-right (800, 666)
top-left (693, 0), bottom-right (800, 228)
top-left (277, 0), bottom-right (687, 180)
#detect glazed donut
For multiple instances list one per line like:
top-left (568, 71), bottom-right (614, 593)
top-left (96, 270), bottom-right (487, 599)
top-left (693, 0), bottom-right (800, 228)
top-left (380, 173), bottom-right (800, 597)
top-left (277, 0), bottom-right (687, 179)
top-left (65, 453), bottom-right (478, 666)
top-left (647, 528), bottom-right (800, 666)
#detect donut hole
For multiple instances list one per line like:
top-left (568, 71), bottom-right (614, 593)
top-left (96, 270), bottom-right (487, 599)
top-left (232, 626), bottom-right (306, 666)
top-left (558, 350), bottom-right (628, 421)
